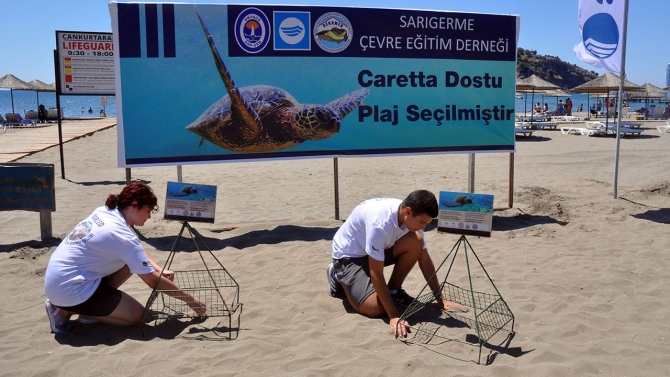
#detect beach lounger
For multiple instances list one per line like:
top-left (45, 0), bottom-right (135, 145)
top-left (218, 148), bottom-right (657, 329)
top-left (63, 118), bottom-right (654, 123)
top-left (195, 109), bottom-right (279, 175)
top-left (560, 122), bottom-right (606, 136)
top-left (657, 122), bottom-right (670, 133)
top-left (552, 115), bottom-right (588, 122)
top-left (585, 121), bottom-right (643, 137)
top-left (516, 121), bottom-right (557, 130)
top-left (612, 126), bottom-right (642, 136)
top-left (25, 111), bottom-right (39, 125)
top-left (533, 122), bottom-right (558, 130)
top-left (560, 127), bottom-right (588, 135)
top-left (46, 109), bottom-right (61, 123)
top-left (516, 115), bottom-right (547, 122)
top-left (515, 127), bottom-right (534, 137)
top-left (4, 113), bottom-right (32, 127)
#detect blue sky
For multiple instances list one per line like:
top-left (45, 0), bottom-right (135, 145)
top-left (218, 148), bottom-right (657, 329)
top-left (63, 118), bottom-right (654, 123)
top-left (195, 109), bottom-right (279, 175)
top-left (2, 0), bottom-right (668, 88)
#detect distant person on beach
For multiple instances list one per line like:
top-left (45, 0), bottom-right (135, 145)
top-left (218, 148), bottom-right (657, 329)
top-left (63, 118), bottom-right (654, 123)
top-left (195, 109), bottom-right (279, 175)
top-left (597, 101), bottom-right (603, 114)
top-left (44, 183), bottom-right (206, 334)
top-left (534, 102), bottom-right (542, 113)
top-left (38, 104), bottom-right (47, 123)
top-left (87, 107), bottom-right (93, 114)
top-left (578, 103), bottom-right (583, 113)
top-left (327, 190), bottom-right (469, 338)
top-left (565, 98), bottom-right (573, 116)
top-left (99, 109), bottom-right (106, 117)
top-left (557, 100), bottom-right (564, 114)
top-left (543, 103), bottom-right (549, 113)
top-left (663, 104), bottom-right (670, 119)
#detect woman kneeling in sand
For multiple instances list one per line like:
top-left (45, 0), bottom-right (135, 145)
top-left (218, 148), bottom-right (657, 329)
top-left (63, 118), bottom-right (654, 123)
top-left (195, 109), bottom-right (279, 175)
top-left (44, 183), bottom-right (206, 334)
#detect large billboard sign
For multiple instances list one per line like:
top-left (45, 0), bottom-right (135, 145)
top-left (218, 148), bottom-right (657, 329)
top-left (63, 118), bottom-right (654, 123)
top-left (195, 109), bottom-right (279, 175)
top-left (109, 3), bottom-right (519, 167)
top-left (56, 31), bottom-right (115, 95)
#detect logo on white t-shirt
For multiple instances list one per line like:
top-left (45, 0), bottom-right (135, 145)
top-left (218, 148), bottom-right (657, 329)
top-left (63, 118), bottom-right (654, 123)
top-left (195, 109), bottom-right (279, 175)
top-left (68, 221), bottom-right (93, 241)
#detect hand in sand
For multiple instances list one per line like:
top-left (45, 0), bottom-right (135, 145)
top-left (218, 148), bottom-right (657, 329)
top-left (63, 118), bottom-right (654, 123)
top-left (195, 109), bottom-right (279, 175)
top-left (187, 298), bottom-right (207, 317)
top-left (391, 317), bottom-right (411, 338)
top-left (438, 299), bottom-right (469, 313)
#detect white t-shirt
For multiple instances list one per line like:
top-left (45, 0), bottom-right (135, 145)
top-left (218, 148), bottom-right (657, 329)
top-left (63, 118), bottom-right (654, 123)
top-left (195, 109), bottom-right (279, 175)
top-left (332, 198), bottom-right (426, 261)
top-left (44, 206), bottom-right (154, 307)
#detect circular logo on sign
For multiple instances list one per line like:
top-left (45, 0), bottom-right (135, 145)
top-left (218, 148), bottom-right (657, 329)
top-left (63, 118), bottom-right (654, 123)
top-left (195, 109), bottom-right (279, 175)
top-left (279, 17), bottom-right (306, 45)
top-left (583, 13), bottom-right (619, 59)
top-left (234, 8), bottom-right (271, 54)
top-left (313, 12), bottom-right (352, 53)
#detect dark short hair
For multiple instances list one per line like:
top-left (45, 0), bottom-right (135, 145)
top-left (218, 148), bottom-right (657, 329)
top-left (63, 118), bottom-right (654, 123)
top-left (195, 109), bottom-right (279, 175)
top-left (105, 182), bottom-right (159, 212)
top-left (401, 190), bottom-right (438, 218)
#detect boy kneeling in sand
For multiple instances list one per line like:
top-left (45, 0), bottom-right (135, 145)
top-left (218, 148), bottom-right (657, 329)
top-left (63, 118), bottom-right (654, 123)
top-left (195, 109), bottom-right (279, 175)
top-left (327, 189), bottom-right (468, 338)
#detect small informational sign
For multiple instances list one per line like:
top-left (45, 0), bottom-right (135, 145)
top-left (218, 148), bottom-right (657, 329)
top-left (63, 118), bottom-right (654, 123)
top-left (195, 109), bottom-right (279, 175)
top-left (437, 191), bottom-right (493, 237)
top-left (56, 31), bottom-right (115, 95)
top-left (164, 181), bottom-right (217, 223)
top-left (0, 163), bottom-right (55, 212)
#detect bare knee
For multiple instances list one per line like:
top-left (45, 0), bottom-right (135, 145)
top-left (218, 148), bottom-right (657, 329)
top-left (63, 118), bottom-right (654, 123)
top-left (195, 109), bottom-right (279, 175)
top-left (394, 231), bottom-right (424, 257)
top-left (101, 292), bottom-right (144, 326)
top-left (355, 293), bottom-right (385, 318)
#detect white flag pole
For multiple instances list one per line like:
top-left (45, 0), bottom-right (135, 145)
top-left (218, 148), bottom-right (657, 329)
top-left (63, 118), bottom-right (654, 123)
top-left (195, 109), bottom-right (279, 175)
top-left (613, 0), bottom-right (629, 199)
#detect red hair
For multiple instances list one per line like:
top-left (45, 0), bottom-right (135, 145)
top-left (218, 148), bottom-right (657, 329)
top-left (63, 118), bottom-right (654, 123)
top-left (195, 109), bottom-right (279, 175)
top-left (105, 182), bottom-right (158, 212)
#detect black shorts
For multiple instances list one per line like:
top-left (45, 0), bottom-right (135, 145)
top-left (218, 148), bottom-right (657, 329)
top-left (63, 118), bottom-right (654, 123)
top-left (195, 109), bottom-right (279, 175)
top-left (56, 277), bottom-right (123, 316)
top-left (333, 247), bottom-right (396, 307)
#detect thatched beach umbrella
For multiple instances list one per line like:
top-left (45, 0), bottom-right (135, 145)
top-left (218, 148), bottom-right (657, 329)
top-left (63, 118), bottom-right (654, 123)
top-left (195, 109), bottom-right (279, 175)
top-left (0, 74), bottom-right (33, 113)
top-left (517, 75), bottom-right (560, 119)
top-left (570, 72), bottom-right (642, 128)
top-left (27, 79), bottom-right (56, 110)
top-left (626, 83), bottom-right (666, 108)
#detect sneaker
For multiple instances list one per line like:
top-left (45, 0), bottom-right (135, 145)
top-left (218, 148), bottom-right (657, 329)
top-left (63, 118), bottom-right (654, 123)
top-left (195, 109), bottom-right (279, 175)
top-left (390, 288), bottom-right (415, 307)
top-left (77, 315), bottom-right (99, 324)
top-left (45, 299), bottom-right (72, 334)
top-left (327, 263), bottom-right (345, 298)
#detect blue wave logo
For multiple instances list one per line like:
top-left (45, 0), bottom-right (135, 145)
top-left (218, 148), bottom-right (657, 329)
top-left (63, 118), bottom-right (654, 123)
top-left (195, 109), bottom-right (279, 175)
top-left (582, 12), bottom-right (619, 59)
top-left (281, 25), bottom-right (304, 38)
top-left (274, 12), bottom-right (310, 51)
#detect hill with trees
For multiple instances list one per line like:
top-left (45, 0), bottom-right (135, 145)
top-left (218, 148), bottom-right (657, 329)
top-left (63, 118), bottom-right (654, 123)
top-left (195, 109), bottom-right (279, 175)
top-left (517, 48), bottom-right (599, 90)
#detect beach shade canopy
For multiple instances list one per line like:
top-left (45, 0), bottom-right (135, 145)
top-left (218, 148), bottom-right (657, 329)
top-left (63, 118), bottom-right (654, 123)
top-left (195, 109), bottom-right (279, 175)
top-left (516, 75), bottom-right (560, 118)
top-left (625, 83), bottom-right (667, 107)
top-left (569, 72), bottom-right (642, 94)
top-left (28, 79), bottom-right (55, 92)
top-left (27, 79), bottom-right (56, 110)
top-left (0, 74), bottom-right (33, 113)
top-left (570, 72), bottom-right (643, 127)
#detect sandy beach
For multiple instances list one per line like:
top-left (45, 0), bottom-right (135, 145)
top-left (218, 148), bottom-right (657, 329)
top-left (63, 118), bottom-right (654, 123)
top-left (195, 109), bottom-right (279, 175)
top-left (1, 118), bottom-right (670, 376)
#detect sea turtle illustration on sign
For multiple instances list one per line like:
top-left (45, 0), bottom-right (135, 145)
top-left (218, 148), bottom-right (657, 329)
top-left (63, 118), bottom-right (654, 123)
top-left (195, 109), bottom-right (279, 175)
top-left (441, 195), bottom-right (474, 207)
top-left (168, 185), bottom-right (199, 198)
top-left (186, 13), bottom-right (369, 153)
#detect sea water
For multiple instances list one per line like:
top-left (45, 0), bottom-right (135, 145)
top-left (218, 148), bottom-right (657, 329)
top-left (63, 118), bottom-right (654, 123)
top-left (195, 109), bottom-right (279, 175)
top-left (0, 89), bottom-right (116, 118)
top-left (515, 92), bottom-right (653, 114)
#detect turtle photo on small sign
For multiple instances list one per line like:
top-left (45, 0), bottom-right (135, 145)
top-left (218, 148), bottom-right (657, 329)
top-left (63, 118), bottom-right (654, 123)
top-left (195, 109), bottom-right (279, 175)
top-left (164, 181), bottom-right (217, 223)
top-left (437, 191), bottom-right (494, 237)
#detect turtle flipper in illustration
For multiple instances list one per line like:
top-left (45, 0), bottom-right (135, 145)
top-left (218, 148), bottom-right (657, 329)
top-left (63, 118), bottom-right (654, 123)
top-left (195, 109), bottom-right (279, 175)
top-left (186, 12), bottom-right (370, 153)
top-left (195, 12), bottom-right (262, 141)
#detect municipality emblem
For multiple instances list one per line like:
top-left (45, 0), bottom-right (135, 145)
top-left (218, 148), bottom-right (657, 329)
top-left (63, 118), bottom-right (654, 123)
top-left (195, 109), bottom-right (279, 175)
top-left (234, 7), bottom-right (271, 54)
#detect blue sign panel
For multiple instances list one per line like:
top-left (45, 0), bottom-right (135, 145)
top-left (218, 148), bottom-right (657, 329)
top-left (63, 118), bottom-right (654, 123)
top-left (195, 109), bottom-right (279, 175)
top-left (0, 163), bottom-right (55, 212)
top-left (110, 3), bottom-right (519, 166)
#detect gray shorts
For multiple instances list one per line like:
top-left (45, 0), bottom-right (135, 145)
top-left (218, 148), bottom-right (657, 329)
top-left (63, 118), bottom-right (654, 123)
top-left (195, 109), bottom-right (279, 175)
top-left (333, 247), bottom-right (395, 307)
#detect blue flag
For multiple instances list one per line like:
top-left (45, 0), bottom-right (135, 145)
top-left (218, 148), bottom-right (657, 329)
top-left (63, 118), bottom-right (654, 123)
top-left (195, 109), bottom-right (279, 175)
top-left (573, 0), bottom-right (625, 74)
